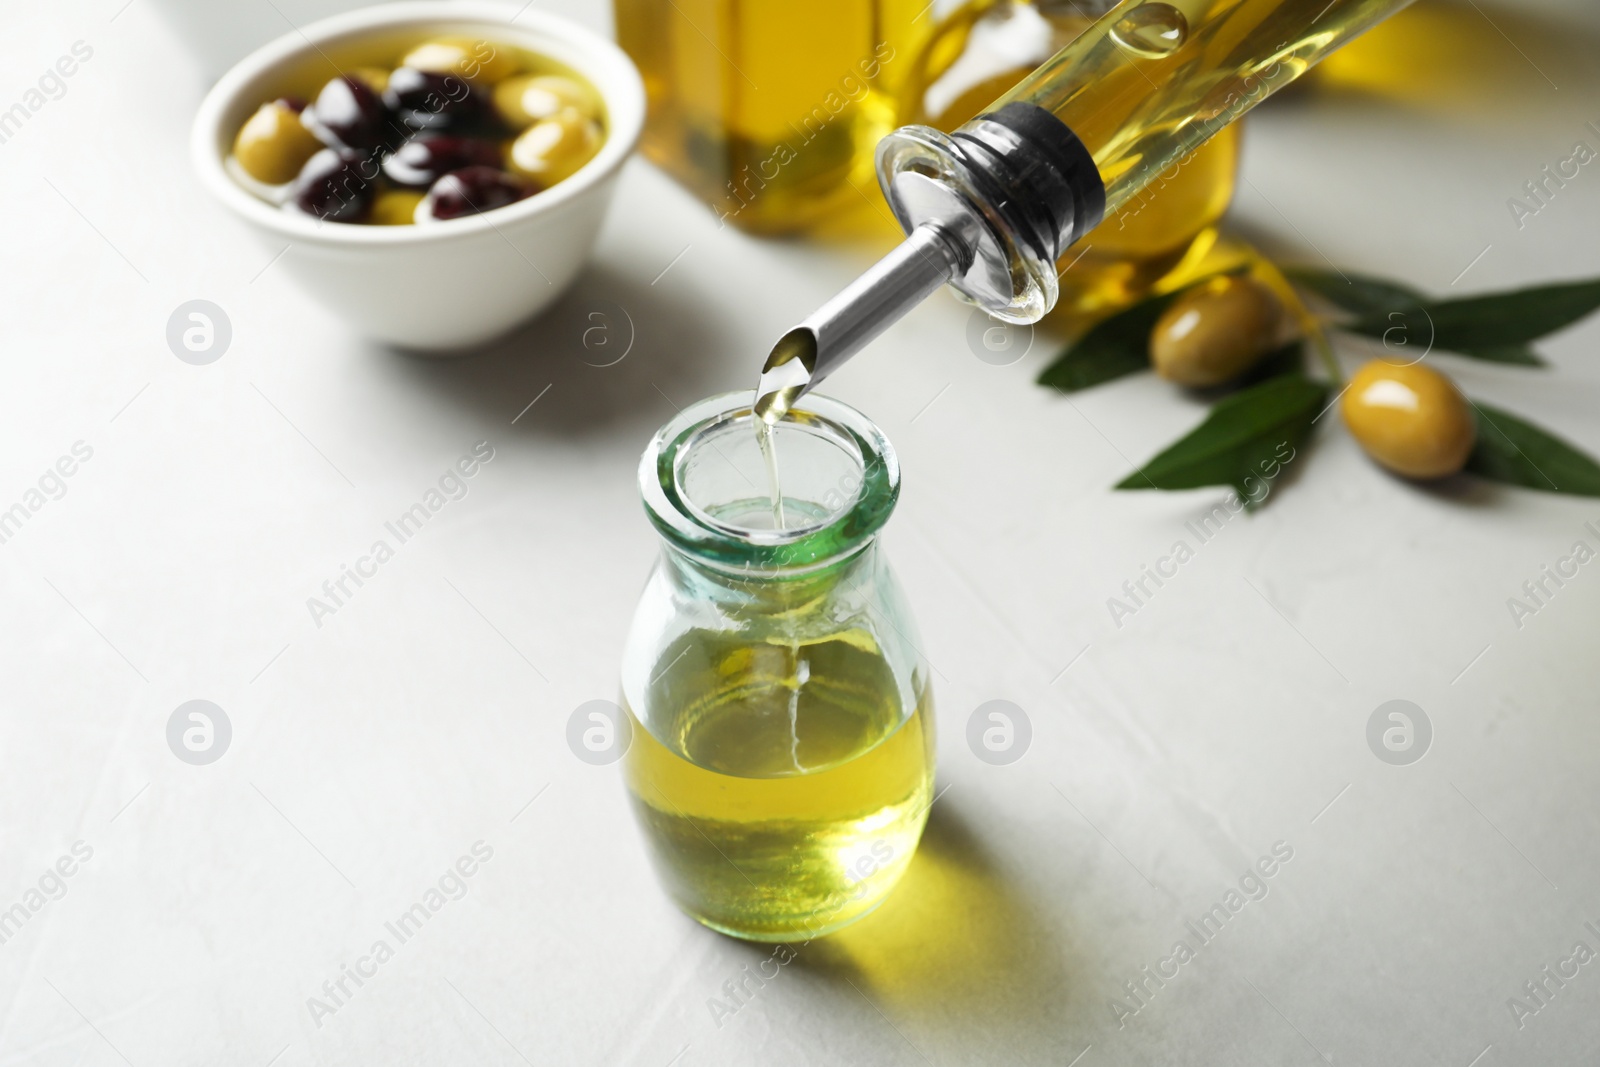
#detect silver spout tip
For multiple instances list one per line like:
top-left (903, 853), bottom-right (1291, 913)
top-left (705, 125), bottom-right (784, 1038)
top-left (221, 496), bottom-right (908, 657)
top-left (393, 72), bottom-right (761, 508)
top-left (753, 221), bottom-right (970, 424)
top-left (755, 328), bottom-right (817, 426)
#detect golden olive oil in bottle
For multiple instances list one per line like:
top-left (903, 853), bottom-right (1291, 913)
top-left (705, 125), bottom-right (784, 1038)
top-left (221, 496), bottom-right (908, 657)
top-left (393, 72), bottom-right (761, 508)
top-left (624, 628), bottom-right (935, 941)
top-left (611, 0), bottom-right (921, 233)
top-left (905, 0), bottom-right (1240, 322)
top-left (993, 0), bottom-right (1420, 213)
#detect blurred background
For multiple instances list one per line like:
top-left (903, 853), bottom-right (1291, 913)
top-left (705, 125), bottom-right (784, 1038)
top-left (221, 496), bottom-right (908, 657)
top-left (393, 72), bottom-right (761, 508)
top-left (1, 0), bottom-right (1598, 1064)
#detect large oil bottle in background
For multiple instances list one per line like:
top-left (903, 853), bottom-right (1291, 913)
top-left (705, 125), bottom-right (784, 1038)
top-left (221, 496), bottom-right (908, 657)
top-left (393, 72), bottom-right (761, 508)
top-left (611, 0), bottom-right (922, 233)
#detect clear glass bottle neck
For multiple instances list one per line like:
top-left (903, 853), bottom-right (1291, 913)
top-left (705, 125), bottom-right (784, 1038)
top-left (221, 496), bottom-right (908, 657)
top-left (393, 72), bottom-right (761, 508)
top-left (637, 392), bottom-right (901, 575)
top-left (657, 535), bottom-right (880, 608)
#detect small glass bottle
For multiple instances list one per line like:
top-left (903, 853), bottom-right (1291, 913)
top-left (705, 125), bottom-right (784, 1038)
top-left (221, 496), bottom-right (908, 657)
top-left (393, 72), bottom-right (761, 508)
top-left (622, 392), bottom-right (935, 941)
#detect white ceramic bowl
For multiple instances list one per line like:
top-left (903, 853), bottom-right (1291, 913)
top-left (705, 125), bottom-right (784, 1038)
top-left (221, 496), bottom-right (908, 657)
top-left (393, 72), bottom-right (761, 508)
top-left (152, 0), bottom-right (376, 82)
top-left (192, 2), bottom-right (644, 351)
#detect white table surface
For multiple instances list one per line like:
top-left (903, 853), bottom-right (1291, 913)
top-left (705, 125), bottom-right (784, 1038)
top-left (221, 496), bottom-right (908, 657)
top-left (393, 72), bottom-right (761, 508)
top-left (3, 1), bottom-right (1599, 1065)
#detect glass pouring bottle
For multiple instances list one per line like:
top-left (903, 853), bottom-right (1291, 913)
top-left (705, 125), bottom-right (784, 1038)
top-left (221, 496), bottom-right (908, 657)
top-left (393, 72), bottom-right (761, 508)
top-left (903, 0), bottom-right (1241, 321)
top-left (622, 393), bottom-right (935, 941)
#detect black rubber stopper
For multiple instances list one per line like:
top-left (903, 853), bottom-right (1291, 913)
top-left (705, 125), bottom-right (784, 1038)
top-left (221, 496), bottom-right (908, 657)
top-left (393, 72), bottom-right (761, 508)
top-left (951, 102), bottom-right (1107, 262)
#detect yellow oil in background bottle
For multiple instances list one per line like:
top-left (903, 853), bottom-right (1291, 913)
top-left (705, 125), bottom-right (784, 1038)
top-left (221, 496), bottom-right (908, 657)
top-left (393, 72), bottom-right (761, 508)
top-left (612, 0), bottom-right (934, 233)
top-left (1305, 0), bottom-right (1575, 108)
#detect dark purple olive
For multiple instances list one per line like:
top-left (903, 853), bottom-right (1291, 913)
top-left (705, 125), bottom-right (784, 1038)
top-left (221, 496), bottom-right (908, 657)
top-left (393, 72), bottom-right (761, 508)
top-left (290, 147), bottom-right (379, 222)
top-left (382, 133), bottom-right (502, 188)
top-left (278, 96), bottom-right (308, 114)
top-left (420, 166), bottom-right (535, 221)
top-left (383, 66), bottom-right (492, 131)
top-left (304, 75), bottom-right (392, 150)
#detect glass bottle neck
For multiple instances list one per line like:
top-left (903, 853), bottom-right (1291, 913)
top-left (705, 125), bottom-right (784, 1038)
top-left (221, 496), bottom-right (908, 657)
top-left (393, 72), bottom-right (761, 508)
top-left (658, 535), bottom-right (880, 609)
top-left (638, 392), bottom-right (901, 574)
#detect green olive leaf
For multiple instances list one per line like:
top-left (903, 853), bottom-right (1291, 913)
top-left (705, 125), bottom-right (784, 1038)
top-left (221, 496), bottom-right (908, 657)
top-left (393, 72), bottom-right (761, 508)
top-left (1344, 276), bottom-right (1600, 353)
top-left (1036, 291), bottom-right (1177, 393)
top-left (1116, 374), bottom-right (1327, 507)
top-left (1282, 266), bottom-right (1425, 316)
top-left (1036, 268), bottom-right (1247, 393)
top-left (1464, 401), bottom-right (1600, 497)
top-left (1283, 267), bottom-right (1600, 367)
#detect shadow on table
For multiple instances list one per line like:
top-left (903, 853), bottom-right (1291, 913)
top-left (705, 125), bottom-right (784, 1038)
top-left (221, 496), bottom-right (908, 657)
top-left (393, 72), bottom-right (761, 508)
top-left (786, 803), bottom-right (1087, 1043)
top-left (377, 259), bottom-right (746, 441)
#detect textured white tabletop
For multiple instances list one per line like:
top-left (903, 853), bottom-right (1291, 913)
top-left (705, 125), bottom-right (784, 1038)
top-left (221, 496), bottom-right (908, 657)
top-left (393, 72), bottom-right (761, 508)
top-left (2, 1), bottom-right (1599, 1065)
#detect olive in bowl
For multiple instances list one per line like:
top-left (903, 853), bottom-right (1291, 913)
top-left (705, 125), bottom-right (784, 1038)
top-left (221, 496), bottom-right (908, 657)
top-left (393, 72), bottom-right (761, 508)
top-left (192, 3), bottom-right (643, 350)
top-left (223, 22), bottom-right (606, 228)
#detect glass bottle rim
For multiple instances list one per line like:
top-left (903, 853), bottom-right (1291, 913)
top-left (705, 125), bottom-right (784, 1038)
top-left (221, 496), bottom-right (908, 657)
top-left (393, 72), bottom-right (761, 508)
top-left (638, 391), bottom-right (900, 572)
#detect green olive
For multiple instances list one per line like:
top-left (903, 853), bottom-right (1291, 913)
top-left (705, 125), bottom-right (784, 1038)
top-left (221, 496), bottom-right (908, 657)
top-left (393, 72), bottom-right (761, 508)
top-left (1150, 274), bottom-right (1284, 387)
top-left (349, 66), bottom-right (390, 94)
top-left (506, 109), bottom-right (602, 186)
top-left (399, 36), bottom-right (518, 84)
top-left (232, 100), bottom-right (323, 185)
top-left (1341, 360), bottom-right (1476, 478)
top-left (493, 74), bottom-right (601, 128)
top-left (370, 189), bottom-right (425, 226)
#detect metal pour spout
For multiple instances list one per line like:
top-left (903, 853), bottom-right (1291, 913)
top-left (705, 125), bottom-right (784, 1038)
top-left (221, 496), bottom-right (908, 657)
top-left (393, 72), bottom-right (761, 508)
top-left (755, 103), bottom-right (1108, 421)
top-left (753, 220), bottom-right (975, 426)
top-left (750, 0), bottom-right (1425, 419)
